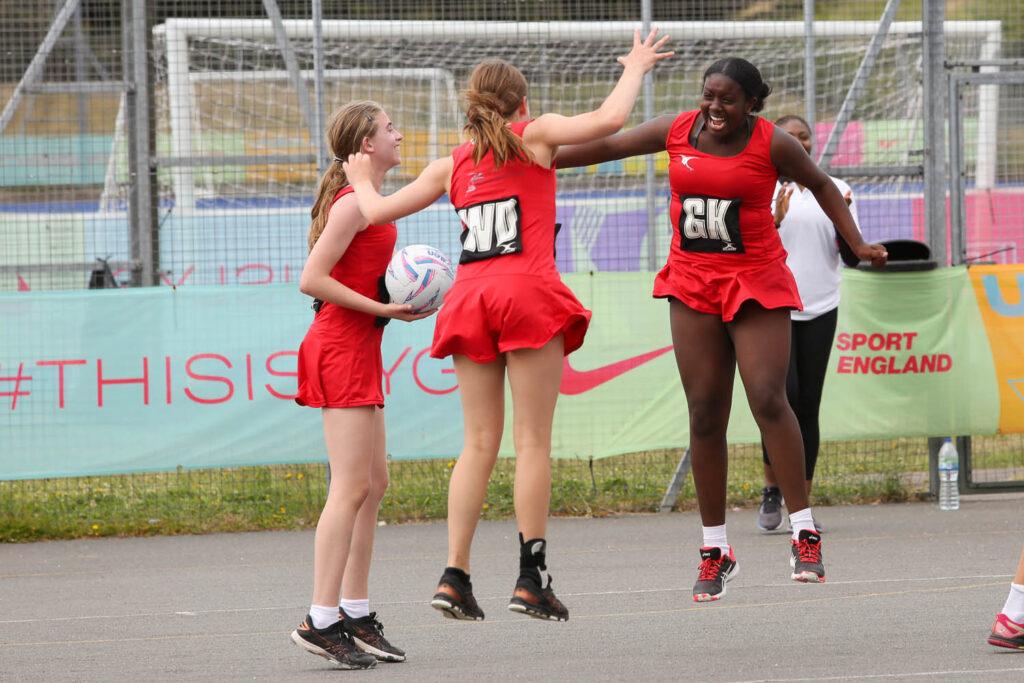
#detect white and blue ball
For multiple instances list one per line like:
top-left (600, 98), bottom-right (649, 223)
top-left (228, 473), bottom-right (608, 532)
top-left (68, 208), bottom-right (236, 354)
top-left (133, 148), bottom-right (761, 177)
top-left (385, 244), bottom-right (455, 313)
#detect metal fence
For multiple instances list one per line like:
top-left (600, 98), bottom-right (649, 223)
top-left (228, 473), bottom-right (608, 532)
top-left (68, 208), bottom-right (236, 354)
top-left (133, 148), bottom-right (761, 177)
top-left (1, 1), bottom-right (1023, 533)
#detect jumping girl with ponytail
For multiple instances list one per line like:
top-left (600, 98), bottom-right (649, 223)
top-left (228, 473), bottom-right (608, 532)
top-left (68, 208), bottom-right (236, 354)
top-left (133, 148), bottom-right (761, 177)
top-left (343, 29), bottom-right (672, 622)
top-left (556, 58), bottom-right (888, 601)
top-left (291, 101), bottom-right (432, 669)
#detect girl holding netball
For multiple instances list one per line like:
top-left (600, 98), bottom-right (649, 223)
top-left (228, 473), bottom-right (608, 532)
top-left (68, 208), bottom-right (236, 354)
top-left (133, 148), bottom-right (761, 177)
top-left (343, 29), bottom-right (672, 622)
top-left (556, 58), bottom-right (886, 601)
top-left (291, 101), bottom-right (432, 669)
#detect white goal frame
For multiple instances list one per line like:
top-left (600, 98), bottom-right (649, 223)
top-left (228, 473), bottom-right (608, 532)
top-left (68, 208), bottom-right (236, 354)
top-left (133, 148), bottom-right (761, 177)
top-left (152, 18), bottom-right (1003, 212)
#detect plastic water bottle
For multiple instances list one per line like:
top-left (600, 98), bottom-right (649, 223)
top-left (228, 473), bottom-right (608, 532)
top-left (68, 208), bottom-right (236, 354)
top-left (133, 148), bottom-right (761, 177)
top-left (937, 438), bottom-right (960, 511)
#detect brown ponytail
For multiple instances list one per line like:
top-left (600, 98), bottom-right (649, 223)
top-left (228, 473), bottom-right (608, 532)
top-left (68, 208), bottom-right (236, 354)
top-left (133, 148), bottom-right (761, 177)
top-left (464, 59), bottom-right (532, 166)
top-left (307, 100), bottom-right (383, 252)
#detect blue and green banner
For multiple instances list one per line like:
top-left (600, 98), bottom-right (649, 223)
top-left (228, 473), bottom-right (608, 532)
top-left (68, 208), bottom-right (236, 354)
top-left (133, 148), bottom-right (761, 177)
top-left (1, 265), bottom-right (1020, 480)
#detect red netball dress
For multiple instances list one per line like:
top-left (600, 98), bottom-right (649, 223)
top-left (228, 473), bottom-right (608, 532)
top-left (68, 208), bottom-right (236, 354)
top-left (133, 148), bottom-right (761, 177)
top-left (295, 185), bottom-right (397, 408)
top-left (431, 120), bottom-right (591, 363)
top-left (653, 110), bottom-right (802, 321)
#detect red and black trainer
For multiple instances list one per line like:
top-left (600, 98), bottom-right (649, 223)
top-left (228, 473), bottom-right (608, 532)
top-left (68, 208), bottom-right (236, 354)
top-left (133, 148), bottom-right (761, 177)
top-left (692, 545), bottom-right (739, 602)
top-left (790, 529), bottom-right (826, 583)
top-left (290, 615), bottom-right (377, 669)
top-left (430, 567), bottom-right (485, 621)
top-left (508, 575), bottom-right (570, 622)
top-left (341, 609), bottom-right (406, 663)
top-left (988, 613), bottom-right (1024, 650)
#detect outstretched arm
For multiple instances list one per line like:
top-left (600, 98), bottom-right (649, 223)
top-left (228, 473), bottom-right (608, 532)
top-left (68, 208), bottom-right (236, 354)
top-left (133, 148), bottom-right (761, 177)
top-left (524, 28), bottom-right (673, 151)
top-left (343, 155), bottom-right (452, 225)
top-left (771, 128), bottom-right (887, 267)
top-left (555, 114), bottom-right (674, 169)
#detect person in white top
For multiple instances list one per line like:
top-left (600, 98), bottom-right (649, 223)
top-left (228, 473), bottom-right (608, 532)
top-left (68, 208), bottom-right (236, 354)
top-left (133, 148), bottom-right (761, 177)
top-left (757, 114), bottom-right (861, 534)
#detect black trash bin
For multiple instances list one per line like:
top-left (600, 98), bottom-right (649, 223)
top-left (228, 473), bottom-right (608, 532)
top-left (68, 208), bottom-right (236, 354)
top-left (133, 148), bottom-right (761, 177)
top-left (856, 239), bottom-right (936, 272)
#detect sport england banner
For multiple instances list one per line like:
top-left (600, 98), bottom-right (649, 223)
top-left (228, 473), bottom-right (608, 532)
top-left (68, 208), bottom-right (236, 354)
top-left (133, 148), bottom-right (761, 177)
top-left (544, 267), bottom-right (1000, 456)
top-left (0, 267), bottom-right (1011, 479)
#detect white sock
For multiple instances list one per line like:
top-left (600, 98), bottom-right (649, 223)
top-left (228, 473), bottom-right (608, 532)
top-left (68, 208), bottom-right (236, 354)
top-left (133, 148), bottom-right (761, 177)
top-left (309, 603), bottom-right (339, 629)
top-left (1002, 583), bottom-right (1024, 623)
top-left (702, 524), bottom-right (729, 552)
top-left (340, 598), bottom-right (370, 619)
top-left (789, 508), bottom-right (815, 540)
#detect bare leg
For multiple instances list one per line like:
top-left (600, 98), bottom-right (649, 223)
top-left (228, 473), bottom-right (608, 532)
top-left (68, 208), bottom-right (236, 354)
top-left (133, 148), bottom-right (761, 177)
top-left (312, 407), bottom-right (375, 607)
top-left (341, 406), bottom-right (388, 603)
top-left (729, 303), bottom-right (809, 514)
top-left (669, 300), bottom-right (736, 527)
top-left (505, 335), bottom-right (564, 540)
top-left (446, 355), bottom-right (506, 572)
top-left (1015, 545), bottom-right (1024, 585)
top-left (762, 466), bottom-right (811, 497)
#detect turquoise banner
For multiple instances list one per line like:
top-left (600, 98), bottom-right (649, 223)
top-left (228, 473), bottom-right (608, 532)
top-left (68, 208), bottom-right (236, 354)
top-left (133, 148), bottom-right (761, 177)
top-left (0, 285), bottom-right (460, 479)
top-left (0, 267), bottom-right (1006, 479)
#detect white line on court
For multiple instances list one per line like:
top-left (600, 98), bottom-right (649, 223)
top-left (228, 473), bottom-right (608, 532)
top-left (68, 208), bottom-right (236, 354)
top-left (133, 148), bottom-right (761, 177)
top-left (0, 580), bottom-right (1009, 649)
top-left (728, 666), bottom-right (1024, 682)
top-left (0, 574), bottom-right (1008, 626)
top-left (2, 526), bottom-right (1021, 580)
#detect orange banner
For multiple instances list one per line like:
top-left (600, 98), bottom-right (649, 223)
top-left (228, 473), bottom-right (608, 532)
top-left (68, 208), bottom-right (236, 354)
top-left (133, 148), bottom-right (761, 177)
top-left (970, 265), bottom-right (1024, 434)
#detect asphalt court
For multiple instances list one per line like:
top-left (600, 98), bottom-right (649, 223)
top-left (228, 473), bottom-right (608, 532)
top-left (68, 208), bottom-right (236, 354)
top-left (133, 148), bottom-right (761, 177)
top-left (2, 497), bottom-right (1024, 681)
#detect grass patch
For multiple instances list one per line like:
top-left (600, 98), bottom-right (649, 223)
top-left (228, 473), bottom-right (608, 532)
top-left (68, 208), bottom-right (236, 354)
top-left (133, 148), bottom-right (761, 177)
top-left (3, 436), bottom-right (1022, 543)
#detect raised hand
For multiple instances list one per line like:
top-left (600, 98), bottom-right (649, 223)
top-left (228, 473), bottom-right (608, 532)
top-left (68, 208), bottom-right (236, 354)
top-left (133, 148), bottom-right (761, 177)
top-left (617, 27), bottom-right (674, 74)
top-left (380, 303), bottom-right (437, 322)
top-left (774, 183), bottom-right (794, 228)
top-left (342, 152), bottom-right (374, 185)
top-left (856, 242), bottom-right (888, 268)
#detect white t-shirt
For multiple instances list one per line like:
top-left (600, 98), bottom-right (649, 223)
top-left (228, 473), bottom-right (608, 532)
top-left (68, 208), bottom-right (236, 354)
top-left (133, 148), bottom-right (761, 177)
top-left (773, 176), bottom-right (860, 321)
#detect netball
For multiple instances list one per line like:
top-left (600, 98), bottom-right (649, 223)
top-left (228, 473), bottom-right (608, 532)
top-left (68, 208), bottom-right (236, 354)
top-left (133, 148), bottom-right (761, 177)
top-left (385, 244), bottom-right (455, 312)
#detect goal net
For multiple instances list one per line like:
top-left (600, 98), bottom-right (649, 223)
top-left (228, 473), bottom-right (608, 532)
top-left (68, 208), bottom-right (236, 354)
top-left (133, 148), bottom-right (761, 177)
top-left (113, 18), bottom-right (1000, 214)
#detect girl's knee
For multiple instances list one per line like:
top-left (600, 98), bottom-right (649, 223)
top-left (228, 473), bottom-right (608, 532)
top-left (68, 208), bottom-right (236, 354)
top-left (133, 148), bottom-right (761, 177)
top-left (747, 387), bottom-right (790, 424)
top-left (367, 473), bottom-right (389, 504)
top-left (688, 401), bottom-right (729, 440)
top-left (328, 479), bottom-right (371, 510)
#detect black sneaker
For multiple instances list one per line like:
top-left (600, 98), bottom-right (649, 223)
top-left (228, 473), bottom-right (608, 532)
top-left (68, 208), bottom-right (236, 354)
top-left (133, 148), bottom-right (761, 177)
top-left (692, 546), bottom-right (739, 602)
top-left (341, 610), bottom-right (405, 663)
top-left (790, 529), bottom-right (826, 583)
top-left (757, 486), bottom-right (784, 533)
top-left (430, 568), bottom-right (485, 621)
top-left (508, 574), bottom-right (569, 622)
top-left (290, 615), bottom-right (377, 669)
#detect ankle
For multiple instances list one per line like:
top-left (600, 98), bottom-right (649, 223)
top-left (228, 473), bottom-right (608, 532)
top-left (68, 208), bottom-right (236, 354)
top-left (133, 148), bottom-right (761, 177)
top-left (443, 566), bottom-right (470, 582)
top-left (519, 534), bottom-right (550, 586)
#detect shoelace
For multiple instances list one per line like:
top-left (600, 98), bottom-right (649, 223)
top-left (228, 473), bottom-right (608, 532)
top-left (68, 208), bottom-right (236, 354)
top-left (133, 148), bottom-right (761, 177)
top-left (697, 557), bottom-right (724, 581)
top-left (366, 613), bottom-right (385, 636)
top-left (796, 539), bottom-right (822, 563)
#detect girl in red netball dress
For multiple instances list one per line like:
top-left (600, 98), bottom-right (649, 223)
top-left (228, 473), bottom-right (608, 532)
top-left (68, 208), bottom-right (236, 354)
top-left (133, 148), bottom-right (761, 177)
top-left (556, 58), bottom-right (887, 601)
top-left (343, 30), bottom-right (672, 622)
top-left (291, 101), bottom-right (432, 669)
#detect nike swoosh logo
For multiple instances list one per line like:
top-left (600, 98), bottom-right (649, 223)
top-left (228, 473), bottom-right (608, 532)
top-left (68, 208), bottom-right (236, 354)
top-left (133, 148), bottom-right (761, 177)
top-left (560, 345), bottom-right (674, 395)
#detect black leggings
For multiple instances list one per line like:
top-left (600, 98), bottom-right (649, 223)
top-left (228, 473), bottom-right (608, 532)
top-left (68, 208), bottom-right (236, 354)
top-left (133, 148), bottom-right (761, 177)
top-left (761, 307), bottom-right (838, 480)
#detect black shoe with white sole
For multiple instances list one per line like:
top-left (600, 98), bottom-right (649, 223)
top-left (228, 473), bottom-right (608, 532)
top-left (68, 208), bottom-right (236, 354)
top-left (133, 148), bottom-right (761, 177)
top-left (692, 545), bottom-right (739, 602)
top-left (431, 567), bottom-right (485, 621)
top-left (341, 610), bottom-right (406, 663)
top-left (790, 529), bottom-right (826, 583)
top-left (290, 615), bottom-right (377, 669)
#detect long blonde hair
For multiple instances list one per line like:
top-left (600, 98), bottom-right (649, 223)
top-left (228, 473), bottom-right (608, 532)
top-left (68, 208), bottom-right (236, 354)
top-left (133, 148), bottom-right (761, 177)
top-left (307, 100), bottom-right (383, 252)
top-left (464, 59), bottom-right (532, 166)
